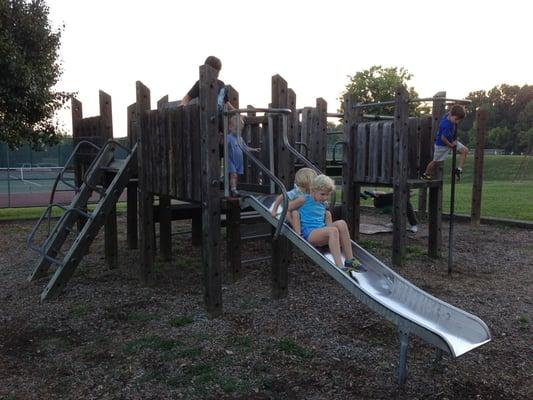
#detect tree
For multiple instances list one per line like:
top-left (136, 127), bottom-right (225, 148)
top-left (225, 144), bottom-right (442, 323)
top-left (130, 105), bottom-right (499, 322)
top-left (0, 0), bottom-right (70, 149)
top-left (339, 65), bottom-right (428, 116)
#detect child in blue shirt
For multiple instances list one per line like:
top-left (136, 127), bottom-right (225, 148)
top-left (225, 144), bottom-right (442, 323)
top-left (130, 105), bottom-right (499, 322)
top-left (288, 174), bottom-right (365, 273)
top-left (422, 105), bottom-right (467, 181)
top-left (271, 168), bottom-right (330, 235)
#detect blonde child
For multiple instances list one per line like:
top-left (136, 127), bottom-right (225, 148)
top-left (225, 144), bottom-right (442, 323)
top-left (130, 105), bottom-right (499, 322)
top-left (288, 174), bottom-right (365, 272)
top-left (271, 168), bottom-right (322, 235)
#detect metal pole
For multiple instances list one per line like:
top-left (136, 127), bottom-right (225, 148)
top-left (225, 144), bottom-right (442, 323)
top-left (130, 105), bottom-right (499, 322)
top-left (6, 145), bottom-right (11, 208)
top-left (448, 124), bottom-right (458, 275)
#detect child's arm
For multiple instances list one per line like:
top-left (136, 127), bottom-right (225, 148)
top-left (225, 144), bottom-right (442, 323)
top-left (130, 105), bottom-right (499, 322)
top-left (271, 194), bottom-right (283, 217)
top-left (325, 210), bottom-right (333, 226)
top-left (440, 135), bottom-right (456, 148)
top-left (287, 197), bottom-right (305, 212)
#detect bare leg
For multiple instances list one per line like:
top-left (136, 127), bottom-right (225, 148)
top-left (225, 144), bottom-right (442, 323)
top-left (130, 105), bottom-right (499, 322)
top-left (458, 146), bottom-right (468, 170)
top-left (229, 172), bottom-right (238, 189)
top-left (333, 220), bottom-right (353, 260)
top-left (425, 160), bottom-right (436, 176)
top-left (308, 226), bottom-right (343, 267)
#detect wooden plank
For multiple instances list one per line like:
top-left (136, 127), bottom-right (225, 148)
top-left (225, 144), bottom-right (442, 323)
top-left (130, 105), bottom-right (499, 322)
top-left (190, 104), bottom-right (202, 202)
top-left (300, 107), bottom-right (313, 152)
top-left (126, 103), bottom-right (138, 249)
top-left (181, 105), bottom-right (191, 199)
top-left (136, 81), bottom-right (154, 282)
top-left (169, 107), bottom-right (182, 198)
top-left (417, 116), bottom-right (432, 219)
top-left (392, 86), bottom-right (409, 267)
top-left (287, 89), bottom-right (297, 185)
top-left (199, 64), bottom-right (222, 317)
top-left (471, 108), bottom-right (486, 226)
top-left (368, 122), bottom-right (381, 182)
top-left (157, 97), bottom-right (172, 261)
top-left (99, 91), bottom-right (113, 140)
top-left (99, 91), bottom-right (117, 269)
top-left (407, 117), bottom-right (419, 179)
top-left (157, 96), bottom-right (170, 196)
top-left (381, 121), bottom-right (394, 184)
top-left (315, 98), bottom-right (327, 171)
top-left (226, 198), bottom-right (241, 281)
top-left (271, 74), bottom-right (290, 299)
top-left (427, 92), bottom-right (446, 256)
top-left (342, 95), bottom-right (362, 239)
top-left (355, 123), bottom-right (368, 181)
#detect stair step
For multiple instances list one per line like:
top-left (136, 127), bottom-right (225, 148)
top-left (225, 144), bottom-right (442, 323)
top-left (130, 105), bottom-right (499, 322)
top-left (100, 159), bottom-right (126, 172)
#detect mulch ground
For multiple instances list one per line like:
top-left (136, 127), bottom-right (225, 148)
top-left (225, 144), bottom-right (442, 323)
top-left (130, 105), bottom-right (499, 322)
top-left (0, 210), bottom-right (531, 399)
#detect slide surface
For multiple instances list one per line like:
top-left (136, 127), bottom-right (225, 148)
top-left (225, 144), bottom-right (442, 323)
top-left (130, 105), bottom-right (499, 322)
top-left (243, 193), bottom-right (491, 358)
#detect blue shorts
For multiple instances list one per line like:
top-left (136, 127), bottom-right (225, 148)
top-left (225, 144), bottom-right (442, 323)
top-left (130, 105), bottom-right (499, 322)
top-left (227, 134), bottom-right (244, 175)
top-left (301, 226), bottom-right (316, 241)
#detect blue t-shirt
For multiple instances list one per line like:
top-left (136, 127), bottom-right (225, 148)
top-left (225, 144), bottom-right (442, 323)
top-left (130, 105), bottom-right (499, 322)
top-left (435, 114), bottom-right (456, 146)
top-left (299, 194), bottom-right (326, 231)
top-left (287, 185), bottom-right (305, 201)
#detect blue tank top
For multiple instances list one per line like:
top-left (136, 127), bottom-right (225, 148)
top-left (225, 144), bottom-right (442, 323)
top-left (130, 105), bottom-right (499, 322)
top-left (299, 194), bottom-right (326, 230)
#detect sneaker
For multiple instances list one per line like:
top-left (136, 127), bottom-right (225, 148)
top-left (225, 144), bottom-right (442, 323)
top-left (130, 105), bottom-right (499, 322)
top-left (409, 225), bottom-right (418, 234)
top-left (421, 173), bottom-right (432, 181)
top-left (364, 190), bottom-right (377, 198)
top-left (344, 258), bottom-right (367, 272)
top-left (455, 168), bottom-right (462, 181)
top-left (385, 222), bottom-right (394, 229)
top-left (229, 188), bottom-right (241, 198)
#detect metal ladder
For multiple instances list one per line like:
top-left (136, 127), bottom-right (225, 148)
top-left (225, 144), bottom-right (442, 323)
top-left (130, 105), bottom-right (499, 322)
top-left (27, 139), bottom-right (137, 301)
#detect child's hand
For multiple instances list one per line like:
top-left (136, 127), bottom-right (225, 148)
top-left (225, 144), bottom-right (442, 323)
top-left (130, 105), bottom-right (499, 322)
top-left (271, 208), bottom-right (277, 218)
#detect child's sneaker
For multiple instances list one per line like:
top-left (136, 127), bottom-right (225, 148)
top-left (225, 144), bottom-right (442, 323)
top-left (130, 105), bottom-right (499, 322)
top-left (421, 173), bottom-right (432, 181)
top-left (454, 168), bottom-right (462, 181)
top-left (344, 258), bottom-right (367, 272)
top-left (409, 225), bottom-right (418, 234)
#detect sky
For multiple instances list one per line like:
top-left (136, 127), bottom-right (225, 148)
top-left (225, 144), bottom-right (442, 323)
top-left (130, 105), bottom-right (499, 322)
top-left (47, 0), bottom-right (532, 137)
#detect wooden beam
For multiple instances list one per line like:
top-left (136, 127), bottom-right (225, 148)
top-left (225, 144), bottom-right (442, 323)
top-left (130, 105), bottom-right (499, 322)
top-left (199, 64), bottom-right (223, 317)
top-left (126, 103), bottom-right (138, 249)
top-left (342, 95), bottom-right (362, 239)
top-left (392, 86), bottom-right (409, 267)
top-left (271, 74), bottom-right (290, 299)
top-left (136, 81), bottom-right (154, 281)
top-left (157, 96), bottom-right (172, 261)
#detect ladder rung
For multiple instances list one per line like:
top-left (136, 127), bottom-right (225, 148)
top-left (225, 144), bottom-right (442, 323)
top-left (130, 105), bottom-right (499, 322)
top-left (100, 159), bottom-right (126, 172)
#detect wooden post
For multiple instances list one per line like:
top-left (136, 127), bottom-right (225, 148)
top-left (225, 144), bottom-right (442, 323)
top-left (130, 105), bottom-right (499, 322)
top-left (126, 103), bottom-right (138, 249)
top-left (99, 91), bottom-right (118, 269)
top-left (271, 74), bottom-right (290, 299)
top-left (157, 95), bottom-right (172, 261)
top-left (199, 64), bottom-right (222, 317)
top-left (471, 108), bottom-right (486, 226)
top-left (392, 87), bottom-right (409, 267)
top-left (313, 98), bottom-right (327, 171)
top-left (227, 198), bottom-right (241, 281)
top-left (71, 97), bottom-right (83, 191)
top-left (427, 92), bottom-right (446, 258)
top-left (136, 81), bottom-right (155, 282)
top-left (342, 95), bottom-right (362, 239)
top-left (224, 88), bottom-right (241, 281)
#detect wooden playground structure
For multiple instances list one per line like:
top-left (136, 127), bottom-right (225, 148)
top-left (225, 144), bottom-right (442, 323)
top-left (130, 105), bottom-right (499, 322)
top-left (27, 64), bottom-right (488, 314)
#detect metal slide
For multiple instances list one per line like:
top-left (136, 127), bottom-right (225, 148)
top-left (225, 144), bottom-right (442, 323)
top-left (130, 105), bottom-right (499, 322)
top-left (242, 193), bottom-right (491, 384)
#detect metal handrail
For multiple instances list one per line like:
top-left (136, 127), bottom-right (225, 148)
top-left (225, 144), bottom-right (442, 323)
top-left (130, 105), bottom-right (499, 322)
top-left (294, 142), bottom-right (308, 158)
top-left (278, 113), bottom-right (337, 211)
top-left (223, 108), bottom-right (291, 239)
top-left (332, 141), bottom-right (346, 165)
top-left (81, 139), bottom-right (132, 195)
top-left (352, 97), bottom-right (472, 109)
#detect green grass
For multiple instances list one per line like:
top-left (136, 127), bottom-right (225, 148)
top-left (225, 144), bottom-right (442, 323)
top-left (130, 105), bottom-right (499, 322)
top-left (276, 339), bottom-right (314, 358)
top-left (123, 335), bottom-right (182, 353)
top-left (360, 155), bottom-right (533, 221)
top-left (169, 315), bottom-right (194, 327)
top-left (0, 201), bottom-right (127, 221)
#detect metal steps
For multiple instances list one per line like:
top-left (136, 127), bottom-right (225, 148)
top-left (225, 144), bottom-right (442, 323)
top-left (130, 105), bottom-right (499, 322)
top-left (27, 140), bottom-right (137, 301)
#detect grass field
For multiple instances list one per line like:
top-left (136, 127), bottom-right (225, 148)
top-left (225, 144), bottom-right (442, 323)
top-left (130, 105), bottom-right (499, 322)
top-left (1, 155), bottom-right (532, 221)
top-left (360, 155), bottom-right (533, 221)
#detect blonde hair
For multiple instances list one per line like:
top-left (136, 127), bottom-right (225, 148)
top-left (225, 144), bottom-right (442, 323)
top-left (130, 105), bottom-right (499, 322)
top-left (310, 174), bottom-right (335, 192)
top-left (294, 168), bottom-right (317, 192)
